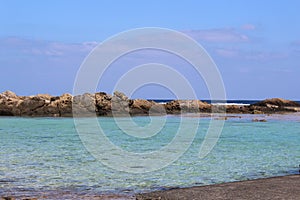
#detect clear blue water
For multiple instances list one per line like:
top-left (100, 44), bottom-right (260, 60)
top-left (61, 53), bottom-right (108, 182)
top-left (0, 115), bottom-right (299, 197)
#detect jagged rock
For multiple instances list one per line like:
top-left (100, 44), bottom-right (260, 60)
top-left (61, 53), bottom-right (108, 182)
top-left (73, 93), bottom-right (95, 116)
top-left (95, 92), bottom-right (112, 116)
top-left (2, 90), bottom-right (18, 99)
top-left (253, 98), bottom-right (300, 108)
top-left (0, 91), bottom-right (21, 116)
top-left (0, 91), bottom-right (299, 117)
top-left (224, 105), bottom-right (251, 114)
top-left (130, 99), bottom-right (159, 115)
top-left (165, 100), bottom-right (211, 114)
top-left (36, 94), bottom-right (52, 102)
top-left (111, 91), bottom-right (130, 115)
top-left (18, 96), bottom-right (46, 116)
top-left (248, 98), bottom-right (300, 113)
top-left (55, 93), bottom-right (72, 117)
top-left (164, 100), bottom-right (180, 114)
top-left (149, 103), bottom-right (166, 115)
top-left (113, 91), bottom-right (128, 101)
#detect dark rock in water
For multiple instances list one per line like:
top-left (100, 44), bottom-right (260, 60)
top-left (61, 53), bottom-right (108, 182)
top-left (252, 118), bottom-right (267, 122)
top-left (214, 117), bottom-right (228, 120)
top-left (251, 110), bottom-right (263, 114)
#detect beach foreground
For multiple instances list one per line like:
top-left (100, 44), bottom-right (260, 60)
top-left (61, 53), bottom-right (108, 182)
top-left (136, 175), bottom-right (300, 200)
top-left (1, 175), bottom-right (299, 199)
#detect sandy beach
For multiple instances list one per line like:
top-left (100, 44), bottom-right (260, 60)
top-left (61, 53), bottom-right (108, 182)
top-left (136, 175), bottom-right (300, 200)
top-left (1, 175), bottom-right (299, 199)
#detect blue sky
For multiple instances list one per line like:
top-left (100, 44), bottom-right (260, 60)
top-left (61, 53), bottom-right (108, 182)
top-left (1, 0), bottom-right (300, 99)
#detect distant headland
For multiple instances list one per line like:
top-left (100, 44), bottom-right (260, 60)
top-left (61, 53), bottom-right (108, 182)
top-left (0, 90), bottom-right (299, 117)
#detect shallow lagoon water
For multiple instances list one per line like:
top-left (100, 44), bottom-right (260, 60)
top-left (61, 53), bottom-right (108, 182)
top-left (0, 115), bottom-right (299, 197)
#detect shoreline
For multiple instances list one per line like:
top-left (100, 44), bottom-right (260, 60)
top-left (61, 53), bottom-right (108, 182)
top-left (1, 174), bottom-right (299, 200)
top-left (136, 174), bottom-right (300, 200)
top-left (1, 112), bottom-right (300, 122)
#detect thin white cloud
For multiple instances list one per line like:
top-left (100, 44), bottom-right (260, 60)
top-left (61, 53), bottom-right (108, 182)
top-left (290, 40), bottom-right (300, 54)
top-left (291, 40), bottom-right (300, 46)
top-left (184, 28), bottom-right (250, 43)
top-left (215, 48), bottom-right (239, 58)
top-left (241, 24), bottom-right (256, 30)
top-left (244, 51), bottom-right (288, 61)
top-left (214, 47), bottom-right (288, 61)
top-left (0, 37), bottom-right (98, 57)
top-left (0, 34), bottom-right (291, 65)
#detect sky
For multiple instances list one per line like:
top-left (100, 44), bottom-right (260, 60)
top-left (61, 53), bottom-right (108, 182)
top-left (1, 0), bottom-right (300, 100)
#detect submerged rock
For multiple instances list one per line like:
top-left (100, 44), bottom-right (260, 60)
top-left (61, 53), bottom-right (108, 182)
top-left (252, 118), bottom-right (267, 122)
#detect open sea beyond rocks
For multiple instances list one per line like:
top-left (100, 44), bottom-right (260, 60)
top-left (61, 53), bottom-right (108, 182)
top-left (0, 113), bottom-right (300, 199)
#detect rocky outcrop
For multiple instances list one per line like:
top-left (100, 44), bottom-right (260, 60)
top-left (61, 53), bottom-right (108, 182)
top-left (111, 91), bottom-right (131, 116)
top-left (0, 91), bottom-right (21, 115)
top-left (249, 98), bottom-right (300, 113)
top-left (73, 93), bottom-right (96, 116)
top-left (165, 100), bottom-right (211, 114)
top-left (0, 91), bottom-right (74, 117)
top-left (253, 98), bottom-right (300, 108)
top-left (130, 99), bottom-right (166, 115)
top-left (0, 91), bottom-right (299, 117)
top-left (95, 92), bottom-right (112, 115)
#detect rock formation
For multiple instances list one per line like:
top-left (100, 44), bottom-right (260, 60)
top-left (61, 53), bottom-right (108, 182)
top-left (165, 100), bottom-right (211, 114)
top-left (0, 91), bottom-right (299, 117)
top-left (253, 98), bottom-right (300, 107)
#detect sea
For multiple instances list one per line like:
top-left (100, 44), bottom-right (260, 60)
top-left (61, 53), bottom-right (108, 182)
top-left (0, 100), bottom-right (300, 198)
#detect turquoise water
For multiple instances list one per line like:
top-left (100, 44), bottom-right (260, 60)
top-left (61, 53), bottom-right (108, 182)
top-left (0, 115), bottom-right (299, 197)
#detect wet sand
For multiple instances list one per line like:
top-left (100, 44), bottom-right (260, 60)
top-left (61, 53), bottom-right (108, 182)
top-left (1, 175), bottom-right (299, 199)
top-left (136, 175), bottom-right (300, 200)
